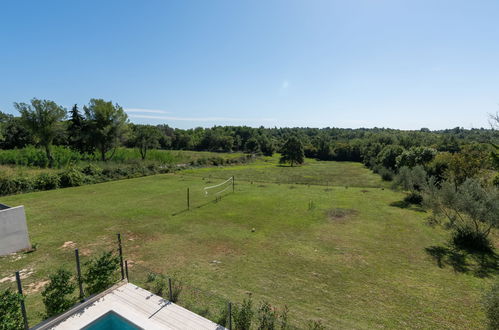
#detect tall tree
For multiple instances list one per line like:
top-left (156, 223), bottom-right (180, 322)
top-left (67, 104), bottom-right (94, 154)
top-left (14, 98), bottom-right (66, 167)
top-left (131, 125), bottom-right (161, 160)
top-left (279, 136), bottom-right (304, 166)
top-left (83, 99), bottom-right (129, 161)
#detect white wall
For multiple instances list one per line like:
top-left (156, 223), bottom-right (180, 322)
top-left (0, 205), bottom-right (31, 255)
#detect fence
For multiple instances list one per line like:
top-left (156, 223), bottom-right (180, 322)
top-left (1, 232), bottom-right (304, 330)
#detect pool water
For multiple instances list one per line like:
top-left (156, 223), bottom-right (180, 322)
top-left (81, 311), bottom-right (141, 330)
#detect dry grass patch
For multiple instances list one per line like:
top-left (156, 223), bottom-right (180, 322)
top-left (327, 208), bottom-right (359, 222)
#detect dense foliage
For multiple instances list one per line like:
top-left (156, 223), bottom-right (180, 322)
top-left (0, 289), bottom-right (24, 330)
top-left (41, 269), bottom-right (76, 317)
top-left (82, 251), bottom-right (120, 295)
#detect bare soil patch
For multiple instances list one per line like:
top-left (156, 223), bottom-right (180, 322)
top-left (327, 208), bottom-right (359, 222)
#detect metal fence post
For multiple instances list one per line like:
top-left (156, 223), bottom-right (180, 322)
top-left (168, 277), bottom-right (173, 301)
top-left (117, 233), bottom-right (124, 280)
top-left (228, 301), bottom-right (232, 330)
top-left (187, 188), bottom-right (190, 210)
top-left (125, 260), bottom-right (129, 281)
top-left (15, 271), bottom-right (29, 330)
top-left (75, 249), bottom-right (84, 301)
top-left (232, 176), bottom-right (235, 193)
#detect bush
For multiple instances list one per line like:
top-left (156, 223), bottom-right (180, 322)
top-left (41, 268), bottom-right (76, 317)
top-left (378, 167), bottom-right (394, 181)
top-left (34, 172), bottom-right (60, 190)
top-left (83, 251), bottom-right (120, 296)
top-left (81, 163), bottom-right (103, 177)
top-left (404, 192), bottom-right (423, 205)
top-left (0, 289), bottom-right (24, 330)
top-left (452, 227), bottom-right (492, 253)
top-left (59, 167), bottom-right (86, 187)
top-left (0, 176), bottom-right (34, 196)
top-left (257, 301), bottom-right (278, 330)
top-left (307, 320), bottom-right (325, 330)
top-left (484, 278), bottom-right (499, 330)
top-left (233, 297), bottom-right (254, 330)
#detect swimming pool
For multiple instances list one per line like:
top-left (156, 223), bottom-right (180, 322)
top-left (81, 311), bottom-right (142, 330)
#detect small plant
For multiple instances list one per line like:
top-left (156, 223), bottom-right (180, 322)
top-left (257, 301), bottom-right (278, 330)
top-left (83, 251), bottom-right (120, 295)
top-left (0, 289), bottom-right (24, 330)
top-left (169, 277), bottom-right (183, 303)
top-left (307, 319), bottom-right (325, 330)
top-left (233, 296), bottom-right (254, 330)
top-left (41, 268), bottom-right (76, 317)
top-left (484, 278), bottom-right (499, 330)
top-left (215, 304), bottom-right (229, 327)
top-left (279, 305), bottom-right (289, 330)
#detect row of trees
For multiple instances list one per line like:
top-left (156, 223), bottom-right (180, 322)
top-left (1, 98), bottom-right (498, 170)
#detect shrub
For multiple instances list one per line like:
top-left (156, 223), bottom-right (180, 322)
top-left (215, 304), bottom-right (229, 327)
top-left (83, 251), bottom-right (120, 295)
top-left (145, 273), bottom-right (167, 297)
top-left (41, 268), bottom-right (76, 317)
top-left (59, 167), bottom-right (86, 187)
top-left (81, 163), bottom-right (103, 177)
top-left (378, 167), bottom-right (394, 181)
top-left (34, 172), bottom-right (60, 190)
top-left (307, 320), bottom-right (325, 330)
top-left (0, 176), bottom-right (34, 196)
top-left (0, 289), bottom-right (24, 330)
top-left (484, 278), bottom-right (499, 330)
top-left (404, 192), bottom-right (423, 205)
top-left (257, 301), bottom-right (278, 330)
top-left (233, 296), bottom-right (254, 330)
top-left (452, 226), bottom-right (492, 253)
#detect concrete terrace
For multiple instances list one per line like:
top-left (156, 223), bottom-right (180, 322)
top-left (33, 282), bottom-right (226, 330)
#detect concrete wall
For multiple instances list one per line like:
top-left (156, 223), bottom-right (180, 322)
top-left (0, 205), bottom-right (31, 255)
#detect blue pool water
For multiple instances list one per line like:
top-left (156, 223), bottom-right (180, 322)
top-left (81, 311), bottom-right (141, 330)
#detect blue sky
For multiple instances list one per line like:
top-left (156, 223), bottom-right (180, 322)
top-left (1, 0), bottom-right (498, 129)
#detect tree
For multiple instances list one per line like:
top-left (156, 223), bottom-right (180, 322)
top-left (424, 178), bottom-right (499, 251)
top-left (446, 144), bottom-right (490, 185)
top-left (14, 98), bottom-right (66, 167)
top-left (245, 137), bottom-right (260, 153)
top-left (279, 136), bottom-right (304, 166)
top-left (396, 146), bottom-right (437, 169)
top-left (0, 114), bottom-right (33, 149)
top-left (131, 125), bottom-right (161, 160)
top-left (41, 268), bottom-right (76, 317)
top-left (83, 251), bottom-right (120, 295)
top-left (259, 135), bottom-right (275, 156)
top-left (377, 145), bottom-right (404, 170)
top-left (67, 104), bottom-right (94, 154)
top-left (83, 99), bottom-right (129, 161)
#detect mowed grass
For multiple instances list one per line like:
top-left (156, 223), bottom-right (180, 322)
top-left (184, 155), bottom-right (387, 188)
top-left (0, 160), bottom-right (496, 328)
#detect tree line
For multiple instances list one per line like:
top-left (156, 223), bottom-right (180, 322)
top-left (0, 98), bottom-right (498, 169)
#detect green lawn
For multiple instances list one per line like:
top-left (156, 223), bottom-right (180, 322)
top-left (0, 158), bottom-right (496, 328)
top-left (184, 155), bottom-right (387, 188)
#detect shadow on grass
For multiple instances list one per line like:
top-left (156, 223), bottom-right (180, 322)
top-left (425, 244), bottom-right (499, 278)
top-left (389, 200), bottom-right (426, 213)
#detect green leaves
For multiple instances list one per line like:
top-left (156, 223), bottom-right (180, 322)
top-left (41, 268), bottom-right (76, 317)
top-left (0, 289), bottom-right (24, 330)
top-left (82, 251), bottom-right (120, 296)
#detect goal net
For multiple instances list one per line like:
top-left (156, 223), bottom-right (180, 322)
top-left (203, 177), bottom-right (233, 197)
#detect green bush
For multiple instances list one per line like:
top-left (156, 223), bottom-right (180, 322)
top-left (59, 167), bottom-right (86, 187)
top-left (484, 278), bottom-right (499, 330)
top-left (257, 301), bottom-right (278, 330)
top-left (0, 176), bottom-right (34, 196)
top-left (404, 192), bottom-right (423, 205)
top-left (307, 320), bottom-right (325, 330)
top-left (233, 297), bottom-right (254, 330)
top-left (41, 268), bottom-right (76, 317)
top-left (0, 289), bottom-right (24, 330)
top-left (83, 251), bottom-right (120, 296)
top-left (34, 172), bottom-right (60, 190)
top-left (452, 226), bottom-right (492, 253)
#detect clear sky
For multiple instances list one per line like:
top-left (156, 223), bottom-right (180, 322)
top-left (1, 0), bottom-right (498, 130)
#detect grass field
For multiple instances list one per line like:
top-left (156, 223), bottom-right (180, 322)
top-left (0, 157), bottom-right (497, 328)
